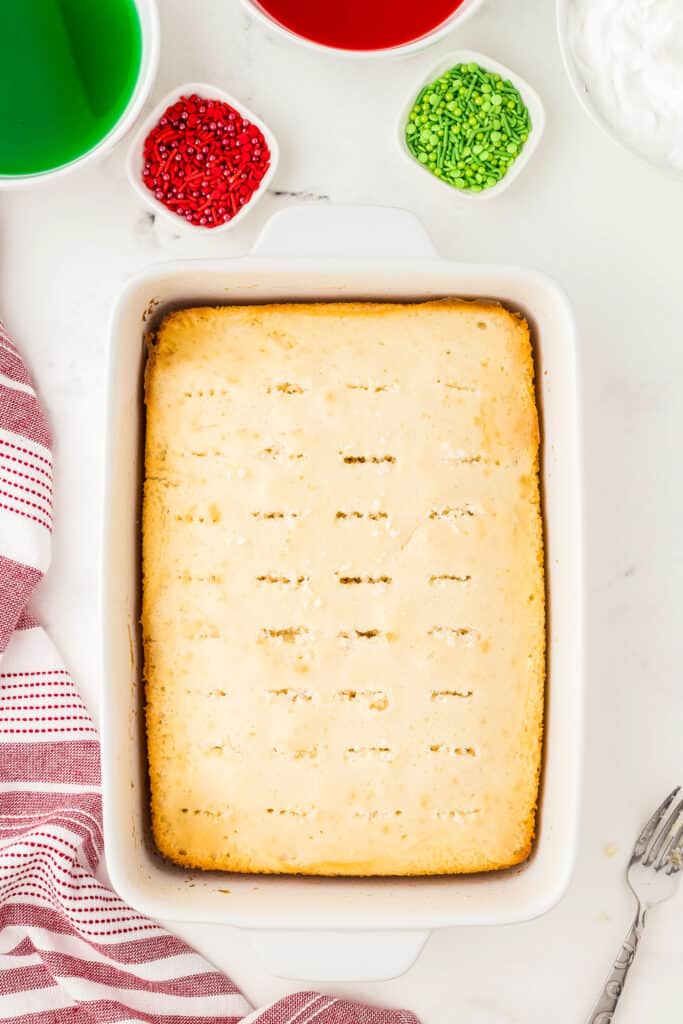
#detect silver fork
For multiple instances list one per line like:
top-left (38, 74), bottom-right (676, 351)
top-left (588, 786), bottom-right (683, 1023)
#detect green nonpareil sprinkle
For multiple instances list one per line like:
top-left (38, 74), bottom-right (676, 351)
top-left (404, 62), bottom-right (532, 194)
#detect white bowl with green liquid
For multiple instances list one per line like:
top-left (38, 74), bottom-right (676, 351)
top-left (0, 0), bottom-right (159, 187)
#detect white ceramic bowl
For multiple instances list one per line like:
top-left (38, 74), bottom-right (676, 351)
top-left (126, 82), bottom-right (279, 234)
top-left (557, 0), bottom-right (621, 152)
top-left (0, 0), bottom-right (159, 189)
top-left (397, 50), bottom-right (545, 202)
top-left (557, 0), bottom-right (680, 175)
top-left (240, 0), bottom-right (486, 57)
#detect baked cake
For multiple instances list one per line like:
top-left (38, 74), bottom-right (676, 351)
top-left (142, 300), bottom-right (545, 875)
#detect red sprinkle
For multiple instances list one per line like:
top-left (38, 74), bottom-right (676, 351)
top-left (141, 94), bottom-right (271, 228)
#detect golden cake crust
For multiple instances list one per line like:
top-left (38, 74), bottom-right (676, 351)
top-left (142, 300), bottom-right (545, 875)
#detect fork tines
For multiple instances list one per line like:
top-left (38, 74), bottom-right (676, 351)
top-left (634, 786), bottom-right (683, 873)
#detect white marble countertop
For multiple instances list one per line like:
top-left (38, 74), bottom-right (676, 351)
top-left (3, 0), bottom-right (683, 1020)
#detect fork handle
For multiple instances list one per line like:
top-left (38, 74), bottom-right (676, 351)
top-left (588, 905), bottom-right (647, 1023)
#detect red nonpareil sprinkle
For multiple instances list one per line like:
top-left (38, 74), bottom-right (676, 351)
top-left (141, 94), bottom-right (271, 228)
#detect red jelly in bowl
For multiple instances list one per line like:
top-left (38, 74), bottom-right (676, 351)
top-left (252, 0), bottom-right (468, 52)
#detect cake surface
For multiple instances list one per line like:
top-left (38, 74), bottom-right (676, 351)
top-left (142, 300), bottom-right (545, 875)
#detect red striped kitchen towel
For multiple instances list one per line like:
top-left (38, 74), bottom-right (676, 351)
top-left (0, 321), bottom-right (420, 1024)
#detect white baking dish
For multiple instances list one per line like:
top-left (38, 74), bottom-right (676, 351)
top-left (102, 205), bottom-right (583, 982)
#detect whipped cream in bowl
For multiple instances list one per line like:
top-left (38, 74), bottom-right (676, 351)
top-left (558, 0), bottom-right (683, 173)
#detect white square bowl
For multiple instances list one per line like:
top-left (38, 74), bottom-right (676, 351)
top-left (397, 50), bottom-right (545, 201)
top-left (102, 205), bottom-right (582, 982)
top-left (126, 81), bottom-right (279, 233)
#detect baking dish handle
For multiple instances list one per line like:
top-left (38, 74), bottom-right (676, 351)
top-left (251, 205), bottom-right (438, 260)
top-left (246, 928), bottom-right (430, 982)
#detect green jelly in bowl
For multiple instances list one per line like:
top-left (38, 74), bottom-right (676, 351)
top-left (0, 0), bottom-right (159, 187)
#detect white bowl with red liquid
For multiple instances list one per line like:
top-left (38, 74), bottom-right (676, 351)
top-left (240, 0), bottom-right (486, 57)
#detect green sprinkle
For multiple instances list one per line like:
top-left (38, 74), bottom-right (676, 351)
top-left (404, 60), bottom-right (531, 193)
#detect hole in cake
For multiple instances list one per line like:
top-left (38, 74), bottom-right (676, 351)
top-left (429, 506), bottom-right (476, 520)
top-left (477, 321), bottom-right (487, 330)
top-left (259, 627), bottom-right (310, 644)
top-left (340, 454), bottom-right (396, 465)
top-left (346, 746), bottom-right (393, 760)
top-left (190, 626), bottom-right (220, 640)
top-left (428, 627), bottom-right (476, 646)
top-left (182, 388), bottom-right (229, 398)
top-left (259, 446), bottom-right (304, 462)
top-left (338, 629), bottom-right (381, 641)
top-left (265, 382), bottom-right (307, 395)
top-left (174, 511), bottom-right (226, 525)
top-left (256, 574), bottom-right (309, 588)
top-left (429, 744), bottom-right (477, 757)
top-left (335, 510), bottom-right (389, 521)
top-left (442, 452), bottom-right (484, 465)
top-left (435, 809), bottom-right (480, 820)
top-left (336, 689), bottom-right (389, 710)
top-left (346, 382), bottom-right (398, 392)
top-left (437, 379), bottom-right (476, 392)
top-left (267, 687), bottom-right (312, 703)
top-left (266, 807), bottom-right (315, 817)
top-left (429, 574), bottom-right (472, 585)
top-left (251, 510), bottom-right (301, 520)
top-left (431, 689), bottom-right (473, 701)
top-left (352, 809), bottom-right (403, 820)
top-left (272, 746), bottom-right (318, 759)
top-left (337, 575), bottom-right (392, 586)
top-left (176, 573), bottom-right (223, 584)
